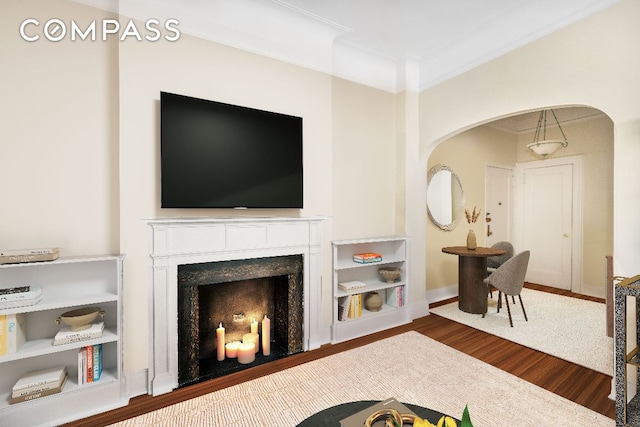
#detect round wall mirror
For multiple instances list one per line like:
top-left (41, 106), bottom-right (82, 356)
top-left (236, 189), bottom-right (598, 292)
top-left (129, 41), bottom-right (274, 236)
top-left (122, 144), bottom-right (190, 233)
top-left (426, 164), bottom-right (464, 231)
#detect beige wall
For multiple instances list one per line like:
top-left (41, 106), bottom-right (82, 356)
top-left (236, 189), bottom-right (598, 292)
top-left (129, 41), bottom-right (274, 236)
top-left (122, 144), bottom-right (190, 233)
top-left (331, 78), bottom-right (398, 239)
top-left (0, 0), bottom-right (119, 255)
top-left (425, 115), bottom-right (613, 296)
top-left (425, 126), bottom-right (517, 291)
top-left (418, 0), bottom-right (639, 303)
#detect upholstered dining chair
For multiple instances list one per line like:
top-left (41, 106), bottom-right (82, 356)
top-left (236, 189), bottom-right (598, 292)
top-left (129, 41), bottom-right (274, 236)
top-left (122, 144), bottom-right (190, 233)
top-left (482, 250), bottom-right (530, 327)
top-left (486, 241), bottom-right (514, 300)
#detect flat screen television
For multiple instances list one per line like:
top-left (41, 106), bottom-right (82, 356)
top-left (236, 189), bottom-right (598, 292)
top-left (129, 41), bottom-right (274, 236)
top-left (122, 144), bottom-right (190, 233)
top-left (160, 91), bottom-right (303, 208)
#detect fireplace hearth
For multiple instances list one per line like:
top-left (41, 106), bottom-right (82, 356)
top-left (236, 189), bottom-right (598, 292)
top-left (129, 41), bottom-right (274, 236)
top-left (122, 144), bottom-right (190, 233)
top-left (177, 255), bottom-right (304, 387)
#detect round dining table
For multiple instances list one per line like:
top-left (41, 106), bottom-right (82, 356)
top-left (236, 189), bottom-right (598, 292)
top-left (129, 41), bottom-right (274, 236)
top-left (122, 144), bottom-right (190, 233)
top-left (442, 246), bottom-right (506, 314)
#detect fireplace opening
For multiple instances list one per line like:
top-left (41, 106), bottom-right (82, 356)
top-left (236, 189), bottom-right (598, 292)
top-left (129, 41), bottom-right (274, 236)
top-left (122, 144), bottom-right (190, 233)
top-left (177, 255), bottom-right (304, 388)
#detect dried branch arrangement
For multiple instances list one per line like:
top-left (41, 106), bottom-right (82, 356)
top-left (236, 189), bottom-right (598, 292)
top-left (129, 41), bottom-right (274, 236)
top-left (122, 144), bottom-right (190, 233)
top-left (465, 206), bottom-right (481, 224)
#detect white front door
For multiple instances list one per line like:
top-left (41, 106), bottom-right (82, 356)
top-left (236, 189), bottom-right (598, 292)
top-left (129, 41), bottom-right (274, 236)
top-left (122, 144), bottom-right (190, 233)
top-left (485, 165), bottom-right (514, 247)
top-left (519, 163), bottom-right (573, 289)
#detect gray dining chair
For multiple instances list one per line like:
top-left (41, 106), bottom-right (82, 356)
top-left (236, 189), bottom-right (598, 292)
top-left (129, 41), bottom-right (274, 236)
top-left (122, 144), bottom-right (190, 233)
top-left (487, 241), bottom-right (514, 300)
top-left (482, 250), bottom-right (530, 327)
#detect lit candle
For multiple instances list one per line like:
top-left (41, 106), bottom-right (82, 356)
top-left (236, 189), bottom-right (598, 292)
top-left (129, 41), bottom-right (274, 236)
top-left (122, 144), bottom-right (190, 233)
top-left (225, 341), bottom-right (241, 358)
top-left (216, 322), bottom-right (225, 361)
top-left (237, 341), bottom-right (255, 364)
top-left (262, 314), bottom-right (271, 356)
top-left (243, 332), bottom-right (260, 353)
top-left (250, 317), bottom-right (258, 334)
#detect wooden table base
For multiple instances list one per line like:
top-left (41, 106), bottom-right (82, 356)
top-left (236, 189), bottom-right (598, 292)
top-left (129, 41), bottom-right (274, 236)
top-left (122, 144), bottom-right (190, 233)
top-left (458, 256), bottom-right (487, 314)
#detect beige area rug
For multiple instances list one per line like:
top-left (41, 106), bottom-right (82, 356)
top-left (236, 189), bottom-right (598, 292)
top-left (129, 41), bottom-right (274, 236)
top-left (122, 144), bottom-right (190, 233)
top-left (430, 287), bottom-right (613, 375)
top-left (109, 331), bottom-right (613, 427)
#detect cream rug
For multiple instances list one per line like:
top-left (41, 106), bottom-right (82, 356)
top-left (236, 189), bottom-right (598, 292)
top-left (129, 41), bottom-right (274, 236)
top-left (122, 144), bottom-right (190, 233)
top-left (109, 331), bottom-right (612, 426)
top-left (430, 287), bottom-right (613, 375)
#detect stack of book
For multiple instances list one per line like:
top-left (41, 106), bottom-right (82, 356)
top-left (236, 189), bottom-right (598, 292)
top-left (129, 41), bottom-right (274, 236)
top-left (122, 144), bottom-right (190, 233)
top-left (78, 343), bottom-right (103, 385)
top-left (0, 285), bottom-right (42, 309)
top-left (352, 252), bottom-right (382, 264)
top-left (10, 366), bottom-right (68, 404)
top-left (53, 321), bottom-right (105, 346)
top-left (0, 312), bottom-right (27, 355)
top-left (338, 280), bottom-right (366, 292)
top-left (0, 247), bottom-right (60, 265)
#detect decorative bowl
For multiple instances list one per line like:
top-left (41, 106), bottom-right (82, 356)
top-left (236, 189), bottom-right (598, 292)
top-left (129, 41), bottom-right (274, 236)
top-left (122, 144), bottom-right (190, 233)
top-left (56, 307), bottom-right (104, 332)
top-left (378, 267), bottom-right (401, 283)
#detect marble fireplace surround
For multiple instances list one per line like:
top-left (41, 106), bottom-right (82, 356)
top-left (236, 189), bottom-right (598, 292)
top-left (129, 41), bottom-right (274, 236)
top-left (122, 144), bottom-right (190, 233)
top-left (147, 217), bottom-right (324, 396)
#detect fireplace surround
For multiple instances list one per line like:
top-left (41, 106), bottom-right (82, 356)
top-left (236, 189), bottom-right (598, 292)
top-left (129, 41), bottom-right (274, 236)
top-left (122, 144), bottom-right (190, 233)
top-left (178, 254), bottom-right (304, 386)
top-left (147, 217), bottom-right (323, 396)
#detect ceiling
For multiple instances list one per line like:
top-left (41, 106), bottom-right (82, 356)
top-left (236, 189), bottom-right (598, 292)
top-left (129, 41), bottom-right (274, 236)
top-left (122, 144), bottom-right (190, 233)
top-left (76, 0), bottom-right (620, 92)
top-left (487, 106), bottom-right (606, 133)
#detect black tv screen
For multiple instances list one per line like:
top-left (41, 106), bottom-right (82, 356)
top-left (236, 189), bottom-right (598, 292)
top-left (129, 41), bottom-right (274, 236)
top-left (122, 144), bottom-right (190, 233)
top-left (160, 92), bottom-right (303, 208)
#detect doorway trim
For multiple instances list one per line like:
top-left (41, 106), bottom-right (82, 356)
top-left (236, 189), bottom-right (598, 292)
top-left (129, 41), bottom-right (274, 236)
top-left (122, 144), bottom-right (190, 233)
top-left (514, 155), bottom-right (584, 293)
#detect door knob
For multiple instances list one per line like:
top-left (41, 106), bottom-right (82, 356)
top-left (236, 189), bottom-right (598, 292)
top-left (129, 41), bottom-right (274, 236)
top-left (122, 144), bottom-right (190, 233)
top-left (563, 233), bottom-right (569, 237)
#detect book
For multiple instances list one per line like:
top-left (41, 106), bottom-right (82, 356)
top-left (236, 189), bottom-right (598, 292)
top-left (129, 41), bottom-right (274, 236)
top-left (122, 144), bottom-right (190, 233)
top-left (347, 293), bottom-right (362, 319)
top-left (10, 374), bottom-right (67, 404)
top-left (53, 321), bottom-right (104, 345)
top-left (340, 397), bottom-right (417, 427)
top-left (5, 313), bottom-right (27, 353)
top-left (0, 315), bottom-right (5, 355)
top-left (93, 343), bottom-right (102, 381)
top-left (386, 285), bottom-right (404, 308)
top-left (0, 247), bottom-right (59, 256)
top-left (353, 252), bottom-right (383, 264)
top-left (0, 312), bottom-right (26, 356)
top-left (0, 295), bottom-right (42, 309)
top-left (0, 286), bottom-right (30, 295)
top-left (337, 295), bottom-right (352, 321)
top-left (0, 248), bottom-right (60, 265)
top-left (0, 286), bottom-right (41, 303)
top-left (78, 347), bottom-right (86, 385)
top-left (86, 344), bottom-right (94, 383)
top-left (338, 280), bottom-right (367, 291)
top-left (12, 366), bottom-right (67, 393)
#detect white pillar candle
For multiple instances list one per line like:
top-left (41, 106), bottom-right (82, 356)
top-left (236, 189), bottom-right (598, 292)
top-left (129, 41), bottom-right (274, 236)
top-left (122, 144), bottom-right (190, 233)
top-left (261, 315), bottom-right (271, 356)
top-left (243, 332), bottom-right (260, 353)
top-left (225, 341), bottom-right (240, 358)
top-left (216, 322), bottom-right (225, 361)
top-left (237, 341), bottom-right (255, 364)
top-left (250, 317), bottom-right (258, 334)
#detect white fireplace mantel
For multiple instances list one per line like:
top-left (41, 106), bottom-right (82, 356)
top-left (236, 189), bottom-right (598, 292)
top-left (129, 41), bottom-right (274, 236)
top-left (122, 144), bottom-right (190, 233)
top-left (147, 216), bottom-right (324, 396)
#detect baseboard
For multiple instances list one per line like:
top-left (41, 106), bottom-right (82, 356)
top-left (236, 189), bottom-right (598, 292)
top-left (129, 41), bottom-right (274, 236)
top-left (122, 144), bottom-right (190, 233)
top-left (409, 299), bottom-right (430, 319)
top-left (125, 369), bottom-right (149, 399)
top-left (426, 284), bottom-right (458, 305)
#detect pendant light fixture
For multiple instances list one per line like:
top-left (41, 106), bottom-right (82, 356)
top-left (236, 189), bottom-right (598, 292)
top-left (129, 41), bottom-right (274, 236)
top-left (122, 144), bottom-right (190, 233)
top-left (527, 109), bottom-right (568, 158)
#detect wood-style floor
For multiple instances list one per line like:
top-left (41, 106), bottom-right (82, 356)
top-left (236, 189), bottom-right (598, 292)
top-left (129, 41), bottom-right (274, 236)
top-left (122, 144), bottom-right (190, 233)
top-left (63, 283), bottom-right (614, 426)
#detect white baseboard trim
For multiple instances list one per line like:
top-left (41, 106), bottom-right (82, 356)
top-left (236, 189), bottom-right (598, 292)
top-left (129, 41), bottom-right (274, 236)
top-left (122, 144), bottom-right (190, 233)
top-left (125, 369), bottom-right (150, 398)
top-left (409, 300), bottom-right (430, 319)
top-left (426, 284), bottom-right (458, 305)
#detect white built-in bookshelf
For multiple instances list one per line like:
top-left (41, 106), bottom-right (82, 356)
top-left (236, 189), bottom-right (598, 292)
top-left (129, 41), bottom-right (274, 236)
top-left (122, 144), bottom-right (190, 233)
top-left (0, 255), bottom-right (127, 427)
top-left (331, 236), bottom-right (410, 343)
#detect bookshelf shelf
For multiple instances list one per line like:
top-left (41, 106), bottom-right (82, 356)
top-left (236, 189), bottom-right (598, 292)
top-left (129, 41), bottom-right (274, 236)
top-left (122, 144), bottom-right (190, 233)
top-left (0, 255), bottom-right (128, 427)
top-left (331, 237), bottom-right (410, 344)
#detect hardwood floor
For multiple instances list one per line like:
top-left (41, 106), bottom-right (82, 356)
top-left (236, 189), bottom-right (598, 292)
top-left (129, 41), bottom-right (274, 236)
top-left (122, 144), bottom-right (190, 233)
top-left (63, 283), bottom-right (614, 426)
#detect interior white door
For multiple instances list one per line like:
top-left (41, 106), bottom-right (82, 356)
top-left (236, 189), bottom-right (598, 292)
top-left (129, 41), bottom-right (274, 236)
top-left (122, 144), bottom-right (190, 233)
top-left (485, 166), bottom-right (513, 247)
top-left (521, 164), bottom-right (573, 289)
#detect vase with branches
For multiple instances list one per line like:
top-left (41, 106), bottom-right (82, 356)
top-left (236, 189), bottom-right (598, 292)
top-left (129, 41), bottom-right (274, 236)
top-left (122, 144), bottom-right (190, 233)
top-left (464, 206), bottom-right (481, 250)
